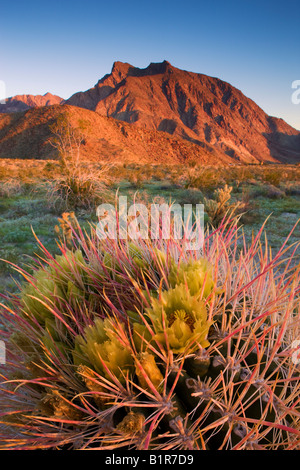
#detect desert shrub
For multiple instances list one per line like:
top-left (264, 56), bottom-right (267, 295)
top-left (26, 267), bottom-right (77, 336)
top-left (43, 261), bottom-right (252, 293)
top-left (283, 183), bottom-right (300, 197)
top-left (0, 179), bottom-right (26, 198)
top-left (45, 169), bottom-right (111, 210)
top-left (237, 188), bottom-right (259, 225)
top-left (0, 166), bottom-right (10, 180)
top-left (1, 210), bottom-right (300, 450)
top-left (204, 184), bottom-right (246, 227)
top-left (184, 167), bottom-right (225, 192)
top-left (153, 167), bottom-right (169, 181)
top-left (127, 169), bottom-right (148, 189)
top-left (250, 184), bottom-right (286, 200)
top-left (175, 188), bottom-right (203, 205)
top-left (263, 170), bottom-right (282, 187)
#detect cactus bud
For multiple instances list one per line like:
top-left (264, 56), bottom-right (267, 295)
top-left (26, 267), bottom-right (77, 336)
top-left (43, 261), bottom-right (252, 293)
top-left (116, 411), bottom-right (145, 435)
top-left (136, 352), bottom-right (164, 392)
top-left (74, 318), bottom-right (134, 383)
top-left (168, 257), bottom-right (214, 299)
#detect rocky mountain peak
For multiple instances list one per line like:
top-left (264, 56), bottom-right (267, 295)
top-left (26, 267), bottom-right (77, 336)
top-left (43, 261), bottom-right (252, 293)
top-left (111, 61), bottom-right (133, 79)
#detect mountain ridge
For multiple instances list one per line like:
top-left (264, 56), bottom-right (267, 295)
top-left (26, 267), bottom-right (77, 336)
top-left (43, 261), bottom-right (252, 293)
top-left (0, 92), bottom-right (63, 114)
top-left (0, 61), bottom-right (299, 164)
top-left (65, 61), bottom-right (300, 163)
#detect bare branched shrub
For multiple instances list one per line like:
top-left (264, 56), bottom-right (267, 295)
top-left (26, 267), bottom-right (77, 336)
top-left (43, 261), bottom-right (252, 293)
top-left (47, 115), bottom-right (112, 209)
top-left (49, 114), bottom-right (86, 172)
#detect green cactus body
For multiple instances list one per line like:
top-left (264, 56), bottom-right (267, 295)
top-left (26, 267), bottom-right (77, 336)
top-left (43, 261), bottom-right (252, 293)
top-left (21, 268), bottom-right (64, 325)
top-left (21, 248), bottom-right (88, 328)
top-left (2, 217), bottom-right (300, 450)
top-left (51, 249), bottom-right (88, 296)
top-left (74, 318), bottom-right (134, 383)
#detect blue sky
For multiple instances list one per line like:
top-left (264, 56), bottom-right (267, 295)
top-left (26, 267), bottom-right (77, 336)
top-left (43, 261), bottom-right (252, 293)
top-left (1, 0), bottom-right (300, 129)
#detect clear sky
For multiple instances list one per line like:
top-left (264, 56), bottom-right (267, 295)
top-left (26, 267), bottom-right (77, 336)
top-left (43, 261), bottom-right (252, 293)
top-left (1, 0), bottom-right (300, 129)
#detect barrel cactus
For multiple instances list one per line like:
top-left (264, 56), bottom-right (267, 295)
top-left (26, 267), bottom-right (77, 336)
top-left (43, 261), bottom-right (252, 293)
top-left (0, 215), bottom-right (300, 450)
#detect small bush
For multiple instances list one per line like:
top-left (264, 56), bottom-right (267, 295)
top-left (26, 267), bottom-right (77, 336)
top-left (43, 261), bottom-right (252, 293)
top-left (45, 170), bottom-right (111, 210)
top-left (263, 170), bottom-right (282, 187)
top-left (250, 184), bottom-right (286, 200)
top-left (204, 184), bottom-right (246, 226)
top-left (0, 179), bottom-right (25, 198)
